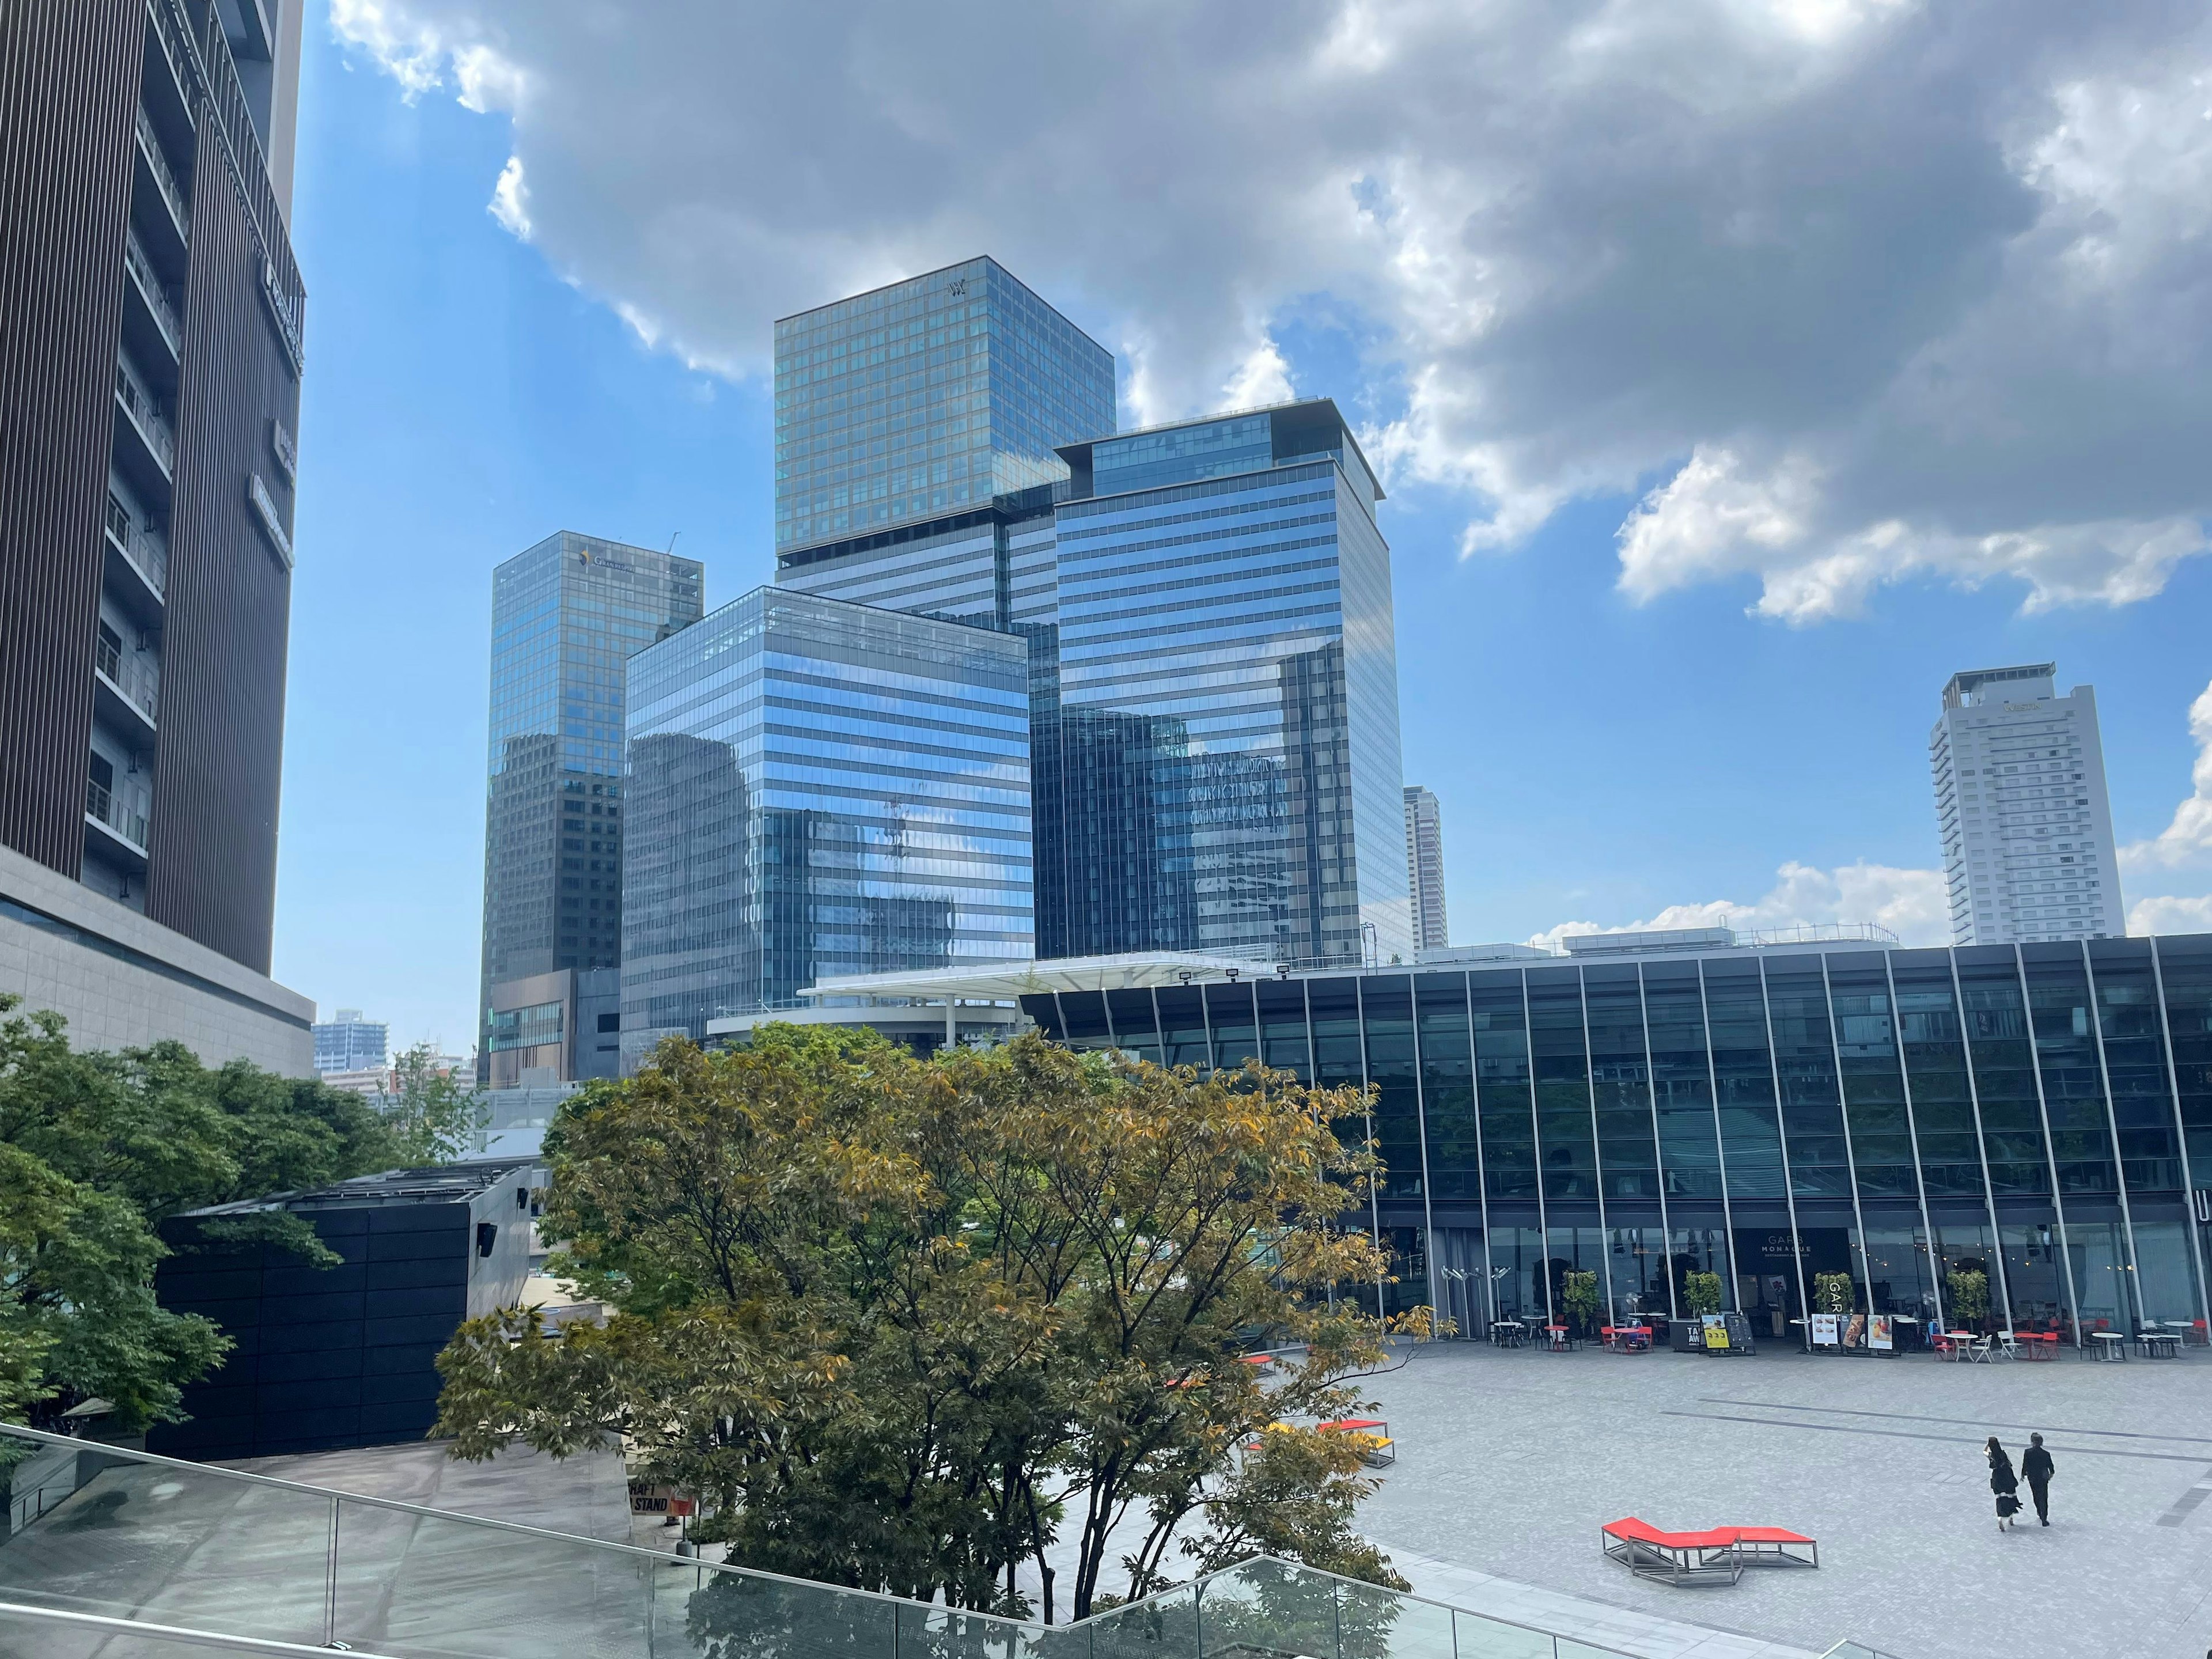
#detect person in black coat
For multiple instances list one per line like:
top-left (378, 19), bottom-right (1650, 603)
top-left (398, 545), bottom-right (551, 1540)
top-left (2022, 1432), bottom-right (2056, 1526)
top-left (1986, 1435), bottom-right (2021, 1531)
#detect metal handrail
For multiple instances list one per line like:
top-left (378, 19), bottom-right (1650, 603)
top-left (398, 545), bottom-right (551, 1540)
top-left (126, 229), bottom-right (185, 351)
top-left (94, 632), bottom-right (160, 720)
top-left (115, 365), bottom-right (177, 473)
top-left (0, 1600), bottom-right (403, 1658)
top-left (0, 1421), bottom-right (1643, 1658)
top-left (84, 782), bottom-right (149, 849)
top-left (134, 104), bottom-right (192, 238)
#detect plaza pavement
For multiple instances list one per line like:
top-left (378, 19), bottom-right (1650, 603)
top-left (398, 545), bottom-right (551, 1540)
top-left (1353, 1338), bottom-right (2212, 1659)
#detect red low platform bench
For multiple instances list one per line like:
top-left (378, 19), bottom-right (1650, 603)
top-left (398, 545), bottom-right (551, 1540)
top-left (1600, 1518), bottom-right (1818, 1586)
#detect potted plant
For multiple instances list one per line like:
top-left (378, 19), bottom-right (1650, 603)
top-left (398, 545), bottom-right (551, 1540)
top-left (1562, 1269), bottom-right (1600, 1337)
top-left (1684, 1271), bottom-right (1724, 1317)
top-left (1946, 1268), bottom-right (1991, 1332)
top-left (1815, 1272), bottom-right (1854, 1316)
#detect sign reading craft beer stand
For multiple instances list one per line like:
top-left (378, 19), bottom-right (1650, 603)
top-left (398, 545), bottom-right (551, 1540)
top-left (628, 1482), bottom-right (696, 1518)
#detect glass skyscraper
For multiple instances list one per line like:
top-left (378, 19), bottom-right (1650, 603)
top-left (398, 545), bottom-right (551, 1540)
top-left (619, 586), bottom-right (1032, 1043)
top-left (1020, 930), bottom-right (2212, 1344)
top-left (479, 532), bottom-right (704, 1072)
top-left (774, 256), bottom-right (1114, 556)
top-left (1048, 400), bottom-right (1412, 967)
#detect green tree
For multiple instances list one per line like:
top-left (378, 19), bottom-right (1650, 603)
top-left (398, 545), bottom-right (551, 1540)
top-left (1945, 1268), bottom-right (1991, 1330)
top-left (1683, 1271), bottom-right (1724, 1316)
top-left (433, 1028), bottom-right (1424, 1619)
top-left (378, 1044), bottom-right (488, 1165)
top-left (1813, 1271), bottom-right (1854, 1315)
top-left (0, 995), bottom-right (425, 1429)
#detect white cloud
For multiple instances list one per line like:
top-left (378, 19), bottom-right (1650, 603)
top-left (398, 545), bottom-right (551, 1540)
top-left (488, 154), bottom-right (529, 237)
top-left (329, 1), bottom-right (2212, 618)
top-left (2119, 675), bottom-right (2212, 937)
top-left (2128, 894), bottom-right (2212, 936)
top-left (1528, 858), bottom-right (1949, 950)
top-left (2122, 676), bottom-right (2212, 874)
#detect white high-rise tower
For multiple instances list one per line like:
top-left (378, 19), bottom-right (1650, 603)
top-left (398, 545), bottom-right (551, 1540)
top-left (1404, 785), bottom-right (1448, 953)
top-left (1930, 664), bottom-right (2126, 945)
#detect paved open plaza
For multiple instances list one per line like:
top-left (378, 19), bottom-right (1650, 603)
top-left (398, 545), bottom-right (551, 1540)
top-left (1355, 1338), bottom-right (2212, 1659)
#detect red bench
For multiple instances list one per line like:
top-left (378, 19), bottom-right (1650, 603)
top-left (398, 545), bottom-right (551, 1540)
top-left (1601, 1517), bottom-right (1818, 1586)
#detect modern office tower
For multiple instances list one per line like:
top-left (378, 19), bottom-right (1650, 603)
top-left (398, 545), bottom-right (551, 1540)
top-left (479, 533), bottom-right (704, 1074)
top-left (1930, 664), bottom-right (2126, 945)
top-left (997, 923), bottom-right (2212, 1342)
top-left (774, 256), bottom-right (1114, 565)
top-left (312, 1008), bottom-right (388, 1074)
top-left (1405, 786), bottom-right (1448, 953)
top-left (483, 966), bottom-right (619, 1086)
top-left (620, 586), bottom-right (1032, 1045)
top-left (1049, 400), bottom-right (1413, 967)
top-left (0, 4), bottom-right (312, 1069)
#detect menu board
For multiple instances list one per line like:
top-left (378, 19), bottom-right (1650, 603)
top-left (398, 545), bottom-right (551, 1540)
top-left (1811, 1314), bottom-right (1840, 1347)
top-left (1702, 1314), bottom-right (1730, 1350)
top-left (1869, 1314), bottom-right (1893, 1352)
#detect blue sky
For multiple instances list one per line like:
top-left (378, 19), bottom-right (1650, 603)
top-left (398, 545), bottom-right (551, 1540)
top-left (276, 3), bottom-right (2212, 1049)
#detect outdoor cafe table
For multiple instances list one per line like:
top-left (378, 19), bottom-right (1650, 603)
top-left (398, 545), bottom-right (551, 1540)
top-left (1491, 1320), bottom-right (1526, 1348)
top-left (2141, 1331), bottom-right (2183, 1358)
top-left (2090, 1331), bottom-right (2128, 1361)
top-left (1938, 1331), bottom-right (1979, 1361)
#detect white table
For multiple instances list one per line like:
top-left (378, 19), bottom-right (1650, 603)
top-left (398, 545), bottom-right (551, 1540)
top-left (2090, 1331), bottom-right (2128, 1362)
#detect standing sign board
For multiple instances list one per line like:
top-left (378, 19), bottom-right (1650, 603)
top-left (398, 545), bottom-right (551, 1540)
top-left (1811, 1314), bottom-right (1840, 1347)
top-left (1869, 1314), bottom-right (1893, 1353)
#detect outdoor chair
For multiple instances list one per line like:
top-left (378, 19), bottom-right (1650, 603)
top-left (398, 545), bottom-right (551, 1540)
top-left (1600, 1518), bottom-right (1819, 1587)
top-left (1994, 1331), bottom-right (2022, 1361)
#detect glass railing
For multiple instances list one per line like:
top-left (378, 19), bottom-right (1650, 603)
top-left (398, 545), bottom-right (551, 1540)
top-left (0, 1422), bottom-right (1655, 1659)
top-left (1, 1598), bottom-right (407, 1657)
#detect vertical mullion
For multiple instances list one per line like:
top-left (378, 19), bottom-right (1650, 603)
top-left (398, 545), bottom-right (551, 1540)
top-left (1521, 970), bottom-right (1555, 1331)
top-left (1947, 953), bottom-right (2017, 1331)
top-left (1695, 961), bottom-right (1744, 1312)
top-left (1882, 953), bottom-right (1948, 1334)
top-left (1467, 977), bottom-right (1497, 1334)
top-left (2015, 946), bottom-right (2084, 1347)
top-left (1755, 957), bottom-right (1812, 1341)
top-left (1578, 967), bottom-right (1616, 1323)
top-left (1819, 954), bottom-right (1879, 1317)
top-left (2150, 941), bottom-right (2212, 1338)
top-left (2079, 942), bottom-right (2145, 1330)
top-left (1410, 976), bottom-right (1437, 1324)
top-left (1636, 964), bottom-right (1677, 1320)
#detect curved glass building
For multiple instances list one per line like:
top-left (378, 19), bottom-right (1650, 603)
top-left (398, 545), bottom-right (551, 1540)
top-left (1016, 930), bottom-right (2212, 1344)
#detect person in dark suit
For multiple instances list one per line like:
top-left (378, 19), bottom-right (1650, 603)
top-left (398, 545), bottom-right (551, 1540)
top-left (1987, 1436), bottom-right (2021, 1531)
top-left (2022, 1433), bottom-right (2056, 1526)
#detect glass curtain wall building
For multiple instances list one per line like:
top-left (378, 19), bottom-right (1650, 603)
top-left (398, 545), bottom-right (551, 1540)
top-left (1050, 400), bottom-right (1412, 967)
top-left (774, 256), bottom-right (1114, 557)
top-left (479, 533), bottom-right (704, 1074)
top-left (1021, 931), bottom-right (2212, 1344)
top-left (620, 586), bottom-right (1033, 1043)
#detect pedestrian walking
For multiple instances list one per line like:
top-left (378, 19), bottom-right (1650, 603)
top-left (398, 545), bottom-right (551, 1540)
top-left (1986, 1435), bottom-right (2022, 1531)
top-left (2022, 1432), bottom-right (2055, 1526)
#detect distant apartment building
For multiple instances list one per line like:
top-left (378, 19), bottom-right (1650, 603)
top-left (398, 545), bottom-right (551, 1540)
top-left (1930, 664), bottom-right (2126, 945)
top-left (478, 532), bottom-right (703, 1076)
top-left (772, 261), bottom-right (1411, 967)
top-left (0, 3), bottom-right (315, 1071)
top-left (312, 1008), bottom-right (388, 1074)
top-left (1405, 786), bottom-right (1448, 953)
top-left (620, 586), bottom-right (1032, 1044)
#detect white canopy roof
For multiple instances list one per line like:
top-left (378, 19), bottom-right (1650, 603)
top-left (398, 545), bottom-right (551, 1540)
top-left (800, 954), bottom-right (1268, 1003)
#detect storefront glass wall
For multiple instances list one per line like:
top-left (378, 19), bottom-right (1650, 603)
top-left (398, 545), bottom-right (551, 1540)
top-left (1022, 935), bottom-right (2212, 1347)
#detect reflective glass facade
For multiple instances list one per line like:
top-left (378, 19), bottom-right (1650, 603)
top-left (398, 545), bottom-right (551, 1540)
top-left (774, 257), bottom-right (1113, 554)
top-left (480, 533), bottom-right (703, 1070)
top-left (1048, 401), bottom-right (1411, 966)
top-left (1024, 934), bottom-right (2212, 1343)
top-left (621, 588), bottom-right (1032, 1040)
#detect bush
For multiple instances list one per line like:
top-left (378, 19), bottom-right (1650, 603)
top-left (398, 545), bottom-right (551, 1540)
top-left (1814, 1272), bottom-right (1855, 1316)
top-left (1683, 1271), bottom-right (1724, 1316)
